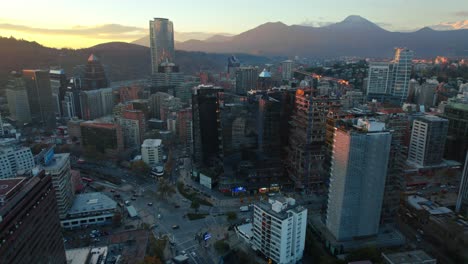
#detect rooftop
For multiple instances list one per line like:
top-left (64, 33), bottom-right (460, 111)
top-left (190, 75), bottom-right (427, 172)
top-left (382, 250), bottom-right (435, 264)
top-left (142, 139), bottom-right (162, 148)
top-left (87, 54), bottom-right (99, 62)
top-left (68, 192), bottom-right (116, 216)
top-left (255, 195), bottom-right (305, 220)
top-left (43, 153), bottom-right (69, 171)
top-left (407, 195), bottom-right (452, 215)
top-left (65, 247), bottom-right (91, 264)
top-left (0, 177), bottom-right (26, 199)
top-left (416, 114), bottom-right (448, 123)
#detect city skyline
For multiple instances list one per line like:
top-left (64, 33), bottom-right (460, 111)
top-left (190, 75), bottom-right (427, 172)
top-left (0, 0), bottom-right (467, 48)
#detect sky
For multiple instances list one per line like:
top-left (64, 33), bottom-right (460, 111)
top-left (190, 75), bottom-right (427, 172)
top-left (0, 0), bottom-right (467, 48)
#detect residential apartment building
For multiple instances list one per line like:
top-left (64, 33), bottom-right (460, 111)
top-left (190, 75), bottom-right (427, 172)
top-left (141, 139), bottom-right (163, 167)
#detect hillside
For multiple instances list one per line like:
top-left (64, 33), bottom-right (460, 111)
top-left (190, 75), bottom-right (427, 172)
top-left (0, 37), bottom-right (270, 91)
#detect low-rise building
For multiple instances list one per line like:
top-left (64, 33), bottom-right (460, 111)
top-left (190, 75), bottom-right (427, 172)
top-left (61, 192), bottom-right (117, 229)
top-left (252, 196), bottom-right (307, 264)
top-left (382, 250), bottom-right (436, 264)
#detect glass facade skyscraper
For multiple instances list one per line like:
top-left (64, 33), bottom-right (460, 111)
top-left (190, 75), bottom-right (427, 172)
top-left (149, 18), bottom-right (175, 74)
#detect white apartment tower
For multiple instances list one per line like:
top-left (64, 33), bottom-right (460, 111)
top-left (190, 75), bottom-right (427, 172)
top-left (407, 115), bottom-right (448, 167)
top-left (281, 60), bottom-right (293, 81)
top-left (252, 196), bottom-right (307, 264)
top-left (0, 147), bottom-right (35, 179)
top-left (326, 119), bottom-right (392, 241)
top-left (42, 153), bottom-right (74, 219)
top-left (141, 139), bottom-right (163, 167)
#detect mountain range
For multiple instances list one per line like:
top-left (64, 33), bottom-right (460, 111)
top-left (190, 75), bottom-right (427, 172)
top-left (0, 37), bottom-right (270, 91)
top-left (132, 15), bottom-right (468, 58)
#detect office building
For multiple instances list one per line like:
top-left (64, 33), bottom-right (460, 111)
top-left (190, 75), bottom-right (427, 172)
top-left (252, 196), bottom-right (307, 264)
top-left (49, 69), bottom-right (67, 117)
top-left (117, 117), bottom-right (141, 148)
top-left (80, 121), bottom-right (124, 157)
top-left (366, 48), bottom-right (414, 105)
top-left (150, 92), bottom-right (171, 119)
top-left (407, 115), bottom-right (448, 167)
top-left (100, 87), bottom-right (115, 116)
top-left (61, 192), bottom-right (117, 229)
top-left (62, 90), bottom-right (76, 119)
top-left (391, 48), bottom-right (414, 103)
top-left (175, 81), bottom-right (198, 104)
top-left (141, 139), bottom-right (163, 166)
top-left (326, 119), bottom-right (392, 241)
top-left (456, 151), bottom-right (468, 216)
top-left (67, 118), bottom-right (84, 143)
top-left (443, 98), bottom-right (468, 162)
top-left (22, 69), bottom-right (56, 127)
top-left (177, 108), bottom-right (192, 146)
top-left (235, 67), bottom-right (258, 95)
top-left (192, 85), bottom-right (224, 167)
top-left (0, 114), bottom-right (3, 136)
top-left (367, 62), bottom-right (391, 95)
top-left (227, 55), bottom-right (240, 76)
top-left (151, 61), bottom-right (184, 90)
top-left (79, 89), bottom-right (102, 120)
top-left (413, 79), bottom-right (438, 108)
top-left (0, 173), bottom-right (66, 264)
top-left (6, 72), bottom-right (32, 124)
top-left (286, 89), bottom-right (341, 190)
top-left (149, 18), bottom-right (175, 74)
top-left (281, 60), bottom-right (293, 81)
top-left (82, 54), bottom-right (108, 90)
top-left (0, 147), bottom-right (35, 179)
top-left (40, 151), bottom-right (74, 219)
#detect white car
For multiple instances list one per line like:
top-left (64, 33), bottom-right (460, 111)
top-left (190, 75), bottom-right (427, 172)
top-left (191, 252), bottom-right (196, 257)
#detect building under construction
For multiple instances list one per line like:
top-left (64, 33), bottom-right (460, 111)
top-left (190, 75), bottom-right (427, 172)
top-left (286, 88), bottom-right (341, 191)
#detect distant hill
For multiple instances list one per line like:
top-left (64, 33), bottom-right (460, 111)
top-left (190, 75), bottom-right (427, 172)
top-left (175, 15), bottom-right (468, 58)
top-left (0, 37), bottom-right (270, 92)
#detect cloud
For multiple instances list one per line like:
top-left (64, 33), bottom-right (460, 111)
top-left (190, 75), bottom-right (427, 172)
top-left (454, 11), bottom-right (468, 17)
top-left (0, 23), bottom-right (147, 40)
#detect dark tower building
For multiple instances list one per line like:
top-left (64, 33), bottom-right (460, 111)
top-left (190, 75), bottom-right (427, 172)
top-left (192, 85), bottom-right (224, 167)
top-left (0, 171), bottom-right (66, 264)
top-left (83, 54), bottom-right (108, 90)
top-left (22, 69), bottom-right (56, 128)
top-left (227, 55), bottom-right (240, 76)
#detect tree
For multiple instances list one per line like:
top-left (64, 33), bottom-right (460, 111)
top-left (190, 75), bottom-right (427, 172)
top-left (191, 201), bottom-right (200, 212)
top-left (132, 160), bottom-right (150, 174)
top-left (226, 211), bottom-right (237, 222)
top-left (156, 179), bottom-right (176, 200)
top-left (214, 240), bottom-right (230, 255)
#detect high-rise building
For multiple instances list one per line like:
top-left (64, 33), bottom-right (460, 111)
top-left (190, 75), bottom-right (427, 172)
top-left (22, 69), bottom-right (56, 127)
top-left (82, 54), bottom-right (108, 90)
top-left (149, 18), bottom-right (175, 74)
top-left (443, 98), bottom-right (468, 162)
top-left (41, 152), bottom-right (74, 219)
top-left (0, 114), bottom-right (3, 136)
top-left (122, 109), bottom-right (146, 144)
top-left (175, 81), bottom-right (198, 104)
top-left (80, 121), bottom-right (124, 157)
top-left (407, 115), bottom-right (448, 167)
top-left (366, 48), bottom-right (414, 105)
top-left (0, 172), bottom-right (67, 264)
top-left (367, 62), bottom-right (391, 95)
top-left (192, 85), bottom-right (224, 167)
top-left (391, 48), bottom-right (414, 104)
top-left (151, 61), bottom-right (184, 91)
top-left (235, 67), bottom-right (258, 95)
top-left (456, 151), bottom-right (468, 216)
top-left (286, 89), bottom-right (341, 190)
top-left (6, 72), bottom-right (32, 124)
top-left (177, 108), bottom-right (192, 146)
top-left (62, 90), bottom-right (76, 119)
top-left (252, 196), bottom-right (307, 264)
top-left (117, 117), bottom-right (140, 148)
top-left (227, 55), bottom-right (240, 76)
top-left (326, 119), bottom-right (392, 241)
top-left (281, 60), bottom-right (293, 81)
top-left (79, 89), bottom-right (103, 120)
top-left (49, 69), bottom-right (67, 117)
top-left (0, 147), bottom-right (35, 179)
top-left (141, 139), bottom-right (163, 167)
top-left (150, 92), bottom-right (172, 119)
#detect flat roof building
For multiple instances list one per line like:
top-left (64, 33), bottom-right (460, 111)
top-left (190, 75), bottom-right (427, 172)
top-left (141, 139), bottom-right (163, 167)
top-left (382, 250), bottom-right (436, 264)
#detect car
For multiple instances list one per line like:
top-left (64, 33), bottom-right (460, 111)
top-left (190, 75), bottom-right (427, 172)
top-left (147, 202), bottom-right (153, 206)
top-left (110, 189), bottom-right (115, 193)
top-left (172, 225), bottom-right (180, 229)
top-left (125, 200), bottom-right (130, 205)
top-left (191, 252), bottom-right (196, 257)
top-left (174, 204), bottom-right (180, 208)
top-left (131, 197), bottom-right (136, 201)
